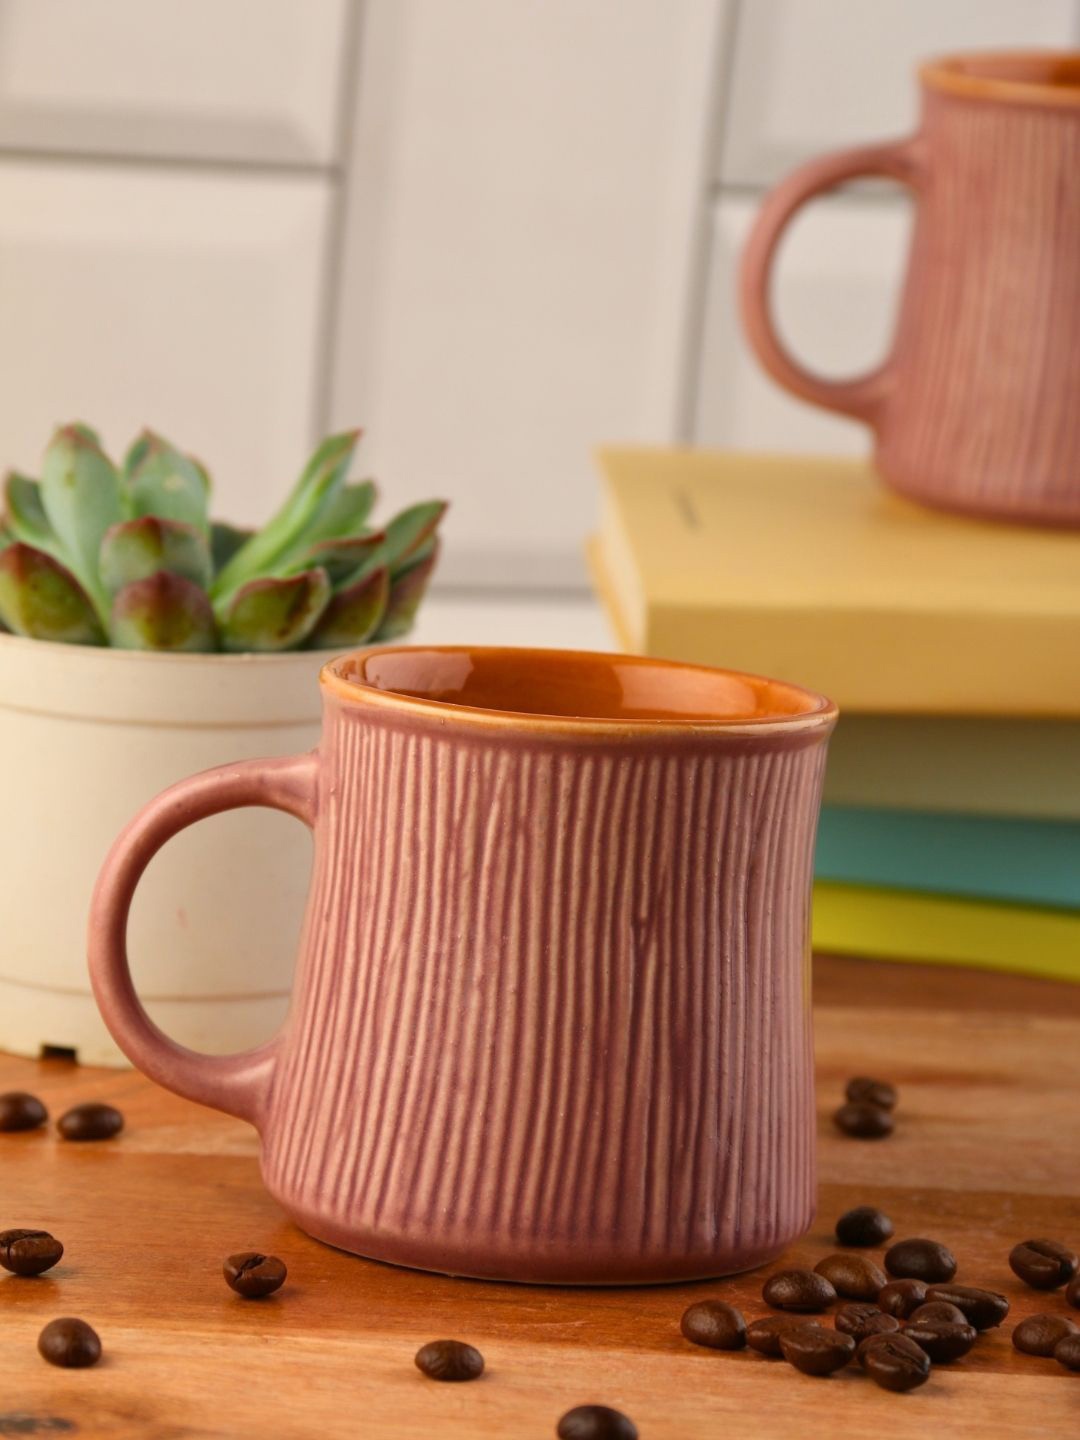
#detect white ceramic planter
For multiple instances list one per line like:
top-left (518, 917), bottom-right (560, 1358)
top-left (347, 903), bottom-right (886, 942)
top-left (0, 633), bottom-right (328, 1065)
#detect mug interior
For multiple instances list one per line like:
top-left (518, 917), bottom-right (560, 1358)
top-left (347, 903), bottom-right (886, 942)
top-left (922, 50), bottom-right (1080, 105)
top-left (326, 646), bottom-right (832, 726)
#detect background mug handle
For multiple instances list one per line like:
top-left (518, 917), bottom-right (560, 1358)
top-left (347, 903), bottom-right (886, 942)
top-left (88, 752), bottom-right (318, 1125)
top-left (739, 138), bottom-right (924, 424)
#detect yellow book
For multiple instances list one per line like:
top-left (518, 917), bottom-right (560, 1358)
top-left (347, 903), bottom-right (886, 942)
top-left (813, 883), bottom-right (1080, 983)
top-left (590, 447), bottom-right (1080, 716)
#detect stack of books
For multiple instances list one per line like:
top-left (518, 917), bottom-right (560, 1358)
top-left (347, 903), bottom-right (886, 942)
top-left (589, 448), bottom-right (1080, 981)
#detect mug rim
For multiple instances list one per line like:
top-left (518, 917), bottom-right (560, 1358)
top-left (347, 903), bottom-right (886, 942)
top-left (320, 644), bottom-right (838, 738)
top-left (921, 49), bottom-right (1080, 109)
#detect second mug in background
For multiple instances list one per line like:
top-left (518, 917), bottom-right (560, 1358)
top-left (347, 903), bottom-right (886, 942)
top-left (741, 50), bottom-right (1080, 528)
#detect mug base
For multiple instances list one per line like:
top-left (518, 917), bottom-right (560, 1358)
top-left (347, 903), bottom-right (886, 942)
top-left (881, 469), bottom-right (1080, 530)
top-left (279, 1198), bottom-right (797, 1286)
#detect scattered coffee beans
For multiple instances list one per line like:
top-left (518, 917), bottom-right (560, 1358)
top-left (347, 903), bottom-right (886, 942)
top-left (0, 1228), bottom-right (64, 1276)
top-left (925, 1284), bottom-right (1009, 1331)
top-left (1008, 1239), bottom-right (1079, 1291)
top-left (223, 1252), bottom-right (287, 1299)
top-left (845, 1077), bottom-right (898, 1110)
top-left (877, 1279), bottom-right (928, 1319)
top-left (57, 1103), bottom-right (123, 1142)
top-left (1068, 1274), bottom-right (1080, 1310)
top-left (909, 1301), bottom-right (966, 1325)
top-left (833, 1102), bottom-right (894, 1140)
top-left (763, 1269), bottom-right (837, 1312)
top-left (834, 1303), bottom-right (899, 1342)
top-left (1012, 1314), bottom-right (1079, 1357)
top-left (858, 1331), bottom-right (931, 1392)
top-left (779, 1324), bottom-right (856, 1376)
top-left (835, 1205), bottom-right (894, 1247)
top-left (903, 1319), bottom-right (977, 1363)
top-left (556, 1405), bottom-right (637, 1440)
top-left (0, 1091), bottom-right (47, 1132)
top-left (414, 1338), bottom-right (485, 1382)
top-left (746, 1316), bottom-right (809, 1357)
top-left (680, 1300), bottom-right (746, 1350)
top-left (1055, 1333), bottom-right (1080, 1372)
top-left (884, 1237), bottom-right (957, 1284)
top-left (38, 1318), bottom-right (101, 1369)
top-left (813, 1252), bottom-right (887, 1301)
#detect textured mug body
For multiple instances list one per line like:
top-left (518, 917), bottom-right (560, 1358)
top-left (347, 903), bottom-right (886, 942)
top-left (741, 51), bottom-right (1080, 526)
top-left (90, 647), bottom-right (836, 1285)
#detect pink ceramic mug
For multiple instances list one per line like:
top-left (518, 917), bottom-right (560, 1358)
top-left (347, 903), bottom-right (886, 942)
top-left (89, 646), bottom-right (836, 1284)
top-left (741, 51), bottom-right (1080, 527)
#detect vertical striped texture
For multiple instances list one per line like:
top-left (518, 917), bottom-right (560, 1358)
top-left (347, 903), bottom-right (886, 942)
top-left (261, 700), bottom-right (829, 1283)
top-left (879, 90), bottom-right (1080, 524)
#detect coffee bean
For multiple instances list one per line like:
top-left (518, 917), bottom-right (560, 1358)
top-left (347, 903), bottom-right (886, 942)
top-left (680, 1300), bottom-right (746, 1350)
top-left (746, 1316), bottom-right (812, 1357)
top-left (38, 1318), bottom-right (101, 1368)
top-left (909, 1301), bottom-right (966, 1325)
top-left (779, 1324), bottom-right (856, 1376)
top-left (414, 1338), bottom-right (485, 1382)
top-left (877, 1279), bottom-right (928, 1319)
top-left (1068, 1274), bottom-right (1080, 1310)
top-left (762, 1269), bottom-right (837, 1312)
top-left (1055, 1333), bottom-right (1080, 1372)
top-left (924, 1284), bottom-right (1010, 1331)
top-left (834, 1303), bottom-right (900, 1342)
top-left (57, 1103), bottom-right (123, 1142)
top-left (884, 1238), bottom-right (957, 1284)
top-left (833, 1102), bottom-right (893, 1139)
top-left (845, 1076), bottom-right (898, 1110)
top-left (813, 1252), bottom-right (887, 1301)
top-left (1008, 1238), bottom-right (1079, 1291)
top-left (0, 1228), bottom-right (64, 1276)
top-left (904, 1320), bottom-right (977, 1363)
top-left (858, 1331), bottom-right (932, 1392)
top-left (223, 1252), bottom-right (286, 1299)
top-left (835, 1205), bottom-right (894, 1247)
top-left (0, 1092), bottom-right (48, 1132)
top-left (1012, 1313), bottom-right (1079, 1357)
top-left (556, 1405), bottom-right (637, 1440)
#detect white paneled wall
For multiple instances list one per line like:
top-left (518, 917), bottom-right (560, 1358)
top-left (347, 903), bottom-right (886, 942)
top-left (0, 0), bottom-right (1075, 591)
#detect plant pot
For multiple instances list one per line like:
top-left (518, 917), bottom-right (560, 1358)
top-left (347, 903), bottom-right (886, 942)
top-left (0, 633), bottom-right (328, 1066)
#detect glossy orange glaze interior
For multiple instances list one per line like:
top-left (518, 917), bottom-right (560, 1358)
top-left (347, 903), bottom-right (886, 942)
top-left (323, 646), bottom-right (835, 727)
top-left (922, 51), bottom-right (1080, 106)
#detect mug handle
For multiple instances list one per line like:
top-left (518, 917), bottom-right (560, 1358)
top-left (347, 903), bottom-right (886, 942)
top-left (739, 138), bottom-right (924, 423)
top-left (87, 752), bottom-right (318, 1126)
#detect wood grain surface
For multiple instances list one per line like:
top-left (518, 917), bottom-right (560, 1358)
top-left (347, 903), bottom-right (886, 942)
top-left (2, 954), bottom-right (1079, 1439)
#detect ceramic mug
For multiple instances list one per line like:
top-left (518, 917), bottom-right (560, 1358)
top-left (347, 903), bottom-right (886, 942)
top-left (89, 646), bottom-right (836, 1284)
top-left (741, 50), bottom-right (1080, 527)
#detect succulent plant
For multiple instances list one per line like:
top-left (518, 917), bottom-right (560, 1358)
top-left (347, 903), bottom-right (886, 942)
top-left (0, 425), bottom-right (444, 652)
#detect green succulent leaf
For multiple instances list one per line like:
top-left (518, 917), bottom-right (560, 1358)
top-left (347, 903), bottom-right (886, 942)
top-left (373, 540), bottom-right (440, 641)
top-left (307, 564), bottom-right (389, 649)
top-left (210, 521), bottom-right (254, 575)
top-left (99, 516), bottom-right (211, 596)
top-left (297, 530), bottom-right (386, 586)
top-left (211, 430), bottom-right (360, 605)
top-left (305, 481), bottom-right (377, 543)
top-left (0, 523), bottom-right (14, 554)
top-left (381, 500), bottom-right (447, 576)
top-left (40, 424), bottom-right (123, 620)
top-left (4, 473), bottom-right (63, 560)
top-left (220, 567), bottom-right (331, 653)
top-left (110, 571), bottom-right (217, 652)
top-left (126, 431), bottom-right (210, 536)
top-left (0, 542), bottom-right (106, 645)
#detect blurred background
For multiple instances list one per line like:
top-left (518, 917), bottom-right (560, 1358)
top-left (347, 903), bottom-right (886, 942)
top-left (2, 0), bottom-right (1073, 648)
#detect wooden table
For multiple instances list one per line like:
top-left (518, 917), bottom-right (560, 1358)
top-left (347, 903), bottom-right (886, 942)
top-left (3, 956), bottom-right (1079, 1439)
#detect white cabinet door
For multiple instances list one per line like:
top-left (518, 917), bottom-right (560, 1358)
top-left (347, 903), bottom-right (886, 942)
top-left (693, 194), bottom-right (912, 454)
top-left (332, 0), bottom-right (727, 588)
top-left (721, 0), bottom-right (1080, 185)
top-left (0, 0), bottom-right (349, 165)
top-left (0, 163), bottom-right (330, 525)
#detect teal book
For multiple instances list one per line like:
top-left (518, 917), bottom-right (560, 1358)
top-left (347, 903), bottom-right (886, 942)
top-left (815, 806), bottom-right (1080, 910)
